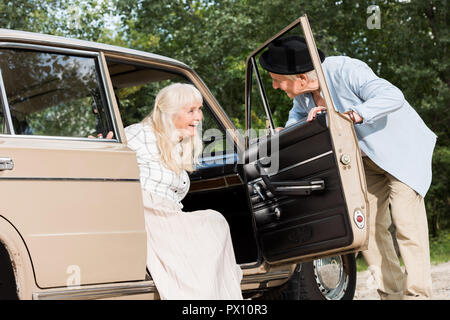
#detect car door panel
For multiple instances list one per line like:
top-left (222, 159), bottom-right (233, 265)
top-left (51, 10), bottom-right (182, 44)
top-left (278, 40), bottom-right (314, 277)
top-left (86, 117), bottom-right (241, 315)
top-left (0, 137), bottom-right (147, 288)
top-left (246, 115), bottom-right (353, 263)
top-left (0, 44), bottom-right (147, 288)
top-left (244, 15), bottom-right (369, 265)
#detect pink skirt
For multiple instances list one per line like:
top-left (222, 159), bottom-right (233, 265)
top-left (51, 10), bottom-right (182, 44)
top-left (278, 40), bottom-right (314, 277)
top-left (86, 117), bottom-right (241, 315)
top-left (141, 190), bottom-right (243, 300)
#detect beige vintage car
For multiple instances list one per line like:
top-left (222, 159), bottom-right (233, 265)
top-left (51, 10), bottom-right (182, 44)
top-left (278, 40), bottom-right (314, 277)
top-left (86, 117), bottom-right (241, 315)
top-left (0, 16), bottom-right (369, 300)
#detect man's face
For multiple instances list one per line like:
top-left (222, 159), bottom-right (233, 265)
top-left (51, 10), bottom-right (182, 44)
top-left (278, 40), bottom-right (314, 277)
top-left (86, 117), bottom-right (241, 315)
top-left (270, 72), bottom-right (300, 99)
top-left (270, 72), bottom-right (317, 99)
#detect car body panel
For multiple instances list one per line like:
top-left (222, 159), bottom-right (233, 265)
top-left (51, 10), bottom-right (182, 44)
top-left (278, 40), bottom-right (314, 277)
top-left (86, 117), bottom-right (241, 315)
top-left (0, 136), bottom-right (147, 288)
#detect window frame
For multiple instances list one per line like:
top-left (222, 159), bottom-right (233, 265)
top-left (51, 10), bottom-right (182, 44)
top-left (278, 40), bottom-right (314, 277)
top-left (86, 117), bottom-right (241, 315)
top-left (244, 18), bottom-right (303, 148)
top-left (0, 66), bottom-right (13, 134)
top-left (106, 58), bottom-right (237, 159)
top-left (0, 42), bottom-right (120, 143)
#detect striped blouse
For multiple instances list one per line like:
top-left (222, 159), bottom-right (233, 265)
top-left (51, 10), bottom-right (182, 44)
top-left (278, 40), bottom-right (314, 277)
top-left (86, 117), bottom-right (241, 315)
top-left (124, 122), bottom-right (190, 209)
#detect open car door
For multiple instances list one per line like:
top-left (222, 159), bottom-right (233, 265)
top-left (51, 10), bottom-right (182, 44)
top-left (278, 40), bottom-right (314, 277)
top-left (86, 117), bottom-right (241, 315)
top-left (244, 15), bottom-right (369, 265)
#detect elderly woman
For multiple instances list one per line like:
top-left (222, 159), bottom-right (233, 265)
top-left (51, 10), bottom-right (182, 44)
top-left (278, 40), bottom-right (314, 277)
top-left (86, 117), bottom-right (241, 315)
top-left (124, 83), bottom-right (243, 300)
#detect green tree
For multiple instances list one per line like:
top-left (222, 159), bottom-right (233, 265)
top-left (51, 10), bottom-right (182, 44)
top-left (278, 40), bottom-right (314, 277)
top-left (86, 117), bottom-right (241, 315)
top-left (0, 0), bottom-right (113, 41)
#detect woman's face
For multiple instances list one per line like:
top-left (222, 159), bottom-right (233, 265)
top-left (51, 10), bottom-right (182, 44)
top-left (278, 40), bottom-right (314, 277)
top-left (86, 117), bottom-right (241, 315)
top-left (172, 101), bottom-right (203, 137)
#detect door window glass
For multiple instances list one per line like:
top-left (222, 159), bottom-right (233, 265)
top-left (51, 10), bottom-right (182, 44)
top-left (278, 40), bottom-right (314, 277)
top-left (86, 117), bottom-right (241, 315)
top-left (0, 49), bottom-right (114, 139)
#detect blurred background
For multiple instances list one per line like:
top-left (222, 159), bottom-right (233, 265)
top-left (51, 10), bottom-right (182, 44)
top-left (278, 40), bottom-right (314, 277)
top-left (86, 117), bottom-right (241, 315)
top-left (1, 0), bottom-right (448, 268)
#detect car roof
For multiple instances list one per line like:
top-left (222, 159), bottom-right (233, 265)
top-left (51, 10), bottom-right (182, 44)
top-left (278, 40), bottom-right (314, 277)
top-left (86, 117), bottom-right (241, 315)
top-left (0, 28), bottom-right (189, 69)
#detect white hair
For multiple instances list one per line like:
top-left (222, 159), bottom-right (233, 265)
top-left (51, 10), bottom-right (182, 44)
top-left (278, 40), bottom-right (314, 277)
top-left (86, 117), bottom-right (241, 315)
top-left (144, 83), bottom-right (203, 174)
top-left (283, 69), bottom-right (317, 81)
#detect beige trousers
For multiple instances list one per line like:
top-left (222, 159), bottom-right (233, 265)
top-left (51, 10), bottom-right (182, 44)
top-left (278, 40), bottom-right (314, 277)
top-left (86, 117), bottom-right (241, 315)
top-left (361, 157), bottom-right (432, 300)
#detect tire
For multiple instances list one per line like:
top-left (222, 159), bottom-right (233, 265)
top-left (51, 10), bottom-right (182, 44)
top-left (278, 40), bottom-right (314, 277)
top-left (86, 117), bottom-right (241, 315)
top-left (0, 244), bottom-right (18, 300)
top-left (256, 253), bottom-right (357, 300)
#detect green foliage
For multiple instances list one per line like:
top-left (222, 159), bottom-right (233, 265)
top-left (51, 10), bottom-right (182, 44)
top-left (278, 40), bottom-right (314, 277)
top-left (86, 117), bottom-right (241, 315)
top-left (26, 97), bottom-right (97, 137)
top-left (0, 0), bottom-right (114, 41)
top-left (430, 230), bottom-right (450, 264)
top-left (426, 146), bottom-right (450, 236)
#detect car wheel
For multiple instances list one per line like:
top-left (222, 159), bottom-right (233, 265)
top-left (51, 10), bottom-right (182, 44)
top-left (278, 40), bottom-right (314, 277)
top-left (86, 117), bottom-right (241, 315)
top-left (0, 244), bottom-right (18, 300)
top-left (256, 254), bottom-right (356, 300)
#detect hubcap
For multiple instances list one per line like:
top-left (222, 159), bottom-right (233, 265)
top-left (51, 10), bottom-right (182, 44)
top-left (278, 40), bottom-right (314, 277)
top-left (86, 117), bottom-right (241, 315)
top-left (313, 255), bottom-right (349, 300)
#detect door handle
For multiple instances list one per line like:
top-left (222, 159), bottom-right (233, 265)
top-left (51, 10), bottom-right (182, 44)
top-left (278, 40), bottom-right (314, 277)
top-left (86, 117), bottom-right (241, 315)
top-left (0, 157), bottom-right (14, 170)
top-left (268, 179), bottom-right (325, 196)
top-left (256, 160), bottom-right (325, 196)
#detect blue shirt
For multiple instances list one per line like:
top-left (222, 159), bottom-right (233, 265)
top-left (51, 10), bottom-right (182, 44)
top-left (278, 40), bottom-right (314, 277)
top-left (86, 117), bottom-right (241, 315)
top-left (286, 56), bottom-right (436, 197)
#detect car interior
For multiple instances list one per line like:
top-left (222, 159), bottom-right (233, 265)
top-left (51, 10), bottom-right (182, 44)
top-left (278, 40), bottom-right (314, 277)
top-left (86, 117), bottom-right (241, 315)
top-left (106, 58), bottom-right (261, 266)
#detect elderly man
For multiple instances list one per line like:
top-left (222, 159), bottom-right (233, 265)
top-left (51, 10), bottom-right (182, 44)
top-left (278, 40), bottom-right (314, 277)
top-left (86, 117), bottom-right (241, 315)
top-left (259, 35), bottom-right (436, 300)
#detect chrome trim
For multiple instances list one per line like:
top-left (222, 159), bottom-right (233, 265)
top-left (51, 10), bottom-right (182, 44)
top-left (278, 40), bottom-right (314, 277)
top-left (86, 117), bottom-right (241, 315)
top-left (0, 68), bottom-right (14, 134)
top-left (0, 157), bottom-right (13, 170)
top-left (241, 269), bottom-right (291, 285)
top-left (97, 52), bottom-right (120, 143)
top-left (269, 150), bottom-right (333, 177)
top-left (274, 180), bottom-right (325, 192)
top-left (313, 255), bottom-right (348, 300)
top-left (238, 261), bottom-right (261, 269)
top-left (33, 281), bottom-right (156, 300)
top-left (28, 230), bottom-right (144, 238)
top-left (0, 43), bottom-right (119, 143)
top-left (251, 57), bottom-right (275, 135)
top-left (32, 269), bottom-right (291, 300)
top-left (0, 133), bottom-right (119, 143)
top-left (0, 42), bottom-right (99, 57)
top-left (0, 28), bottom-right (187, 68)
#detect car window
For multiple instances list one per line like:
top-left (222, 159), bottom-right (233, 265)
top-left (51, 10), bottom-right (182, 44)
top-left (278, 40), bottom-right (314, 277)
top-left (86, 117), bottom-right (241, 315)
top-left (108, 60), bottom-right (236, 158)
top-left (248, 78), bottom-right (272, 141)
top-left (0, 49), bottom-right (114, 139)
top-left (109, 62), bottom-right (190, 128)
top-left (200, 105), bottom-right (236, 158)
top-left (246, 27), bottom-right (311, 145)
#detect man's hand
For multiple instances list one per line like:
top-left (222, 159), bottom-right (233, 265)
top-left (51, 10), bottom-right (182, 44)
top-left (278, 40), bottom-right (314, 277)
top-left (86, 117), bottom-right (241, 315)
top-left (343, 111), bottom-right (363, 123)
top-left (306, 107), bottom-right (363, 124)
top-left (275, 127), bottom-right (284, 132)
top-left (306, 106), bottom-right (327, 122)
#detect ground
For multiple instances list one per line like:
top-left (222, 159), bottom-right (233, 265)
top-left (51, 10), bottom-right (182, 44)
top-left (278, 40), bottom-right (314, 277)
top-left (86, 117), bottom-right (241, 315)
top-left (354, 261), bottom-right (450, 300)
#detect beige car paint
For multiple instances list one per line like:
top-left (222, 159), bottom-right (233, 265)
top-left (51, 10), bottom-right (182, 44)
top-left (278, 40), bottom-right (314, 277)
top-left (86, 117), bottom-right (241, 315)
top-left (0, 136), bottom-right (147, 288)
top-left (301, 15), bottom-right (369, 254)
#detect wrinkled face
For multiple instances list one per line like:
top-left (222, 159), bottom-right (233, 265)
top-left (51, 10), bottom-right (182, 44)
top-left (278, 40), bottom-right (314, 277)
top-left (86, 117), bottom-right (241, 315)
top-left (270, 73), bottom-right (303, 98)
top-left (172, 101), bottom-right (203, 137)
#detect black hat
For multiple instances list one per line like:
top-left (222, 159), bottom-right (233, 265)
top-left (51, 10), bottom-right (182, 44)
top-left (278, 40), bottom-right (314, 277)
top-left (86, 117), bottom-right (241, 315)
top-left (259, 35), bottom-right (325, 75)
